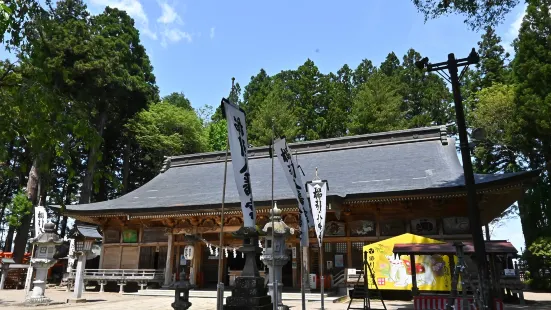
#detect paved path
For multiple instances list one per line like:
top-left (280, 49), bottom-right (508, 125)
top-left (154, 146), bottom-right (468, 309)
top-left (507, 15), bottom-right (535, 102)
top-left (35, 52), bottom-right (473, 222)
top-left (2, 289), bottom-right (551, 309)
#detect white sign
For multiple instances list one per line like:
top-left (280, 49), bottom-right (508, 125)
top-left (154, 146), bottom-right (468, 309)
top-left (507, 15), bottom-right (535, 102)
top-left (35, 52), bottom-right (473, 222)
top-left (222, 99), bottom-right (256, 227)
top-left (34, 206), bottom-right (47, 237)
top-left (307, 179), bottom-right (328, 248)
top-left (274, 138), bottom-right (314, 247)
top-left (504, 269), bottom-right (516, 276)
top-left (67, 239), bottom-right (76, 272)
top-left (292, 247), bottom-right (297, 259)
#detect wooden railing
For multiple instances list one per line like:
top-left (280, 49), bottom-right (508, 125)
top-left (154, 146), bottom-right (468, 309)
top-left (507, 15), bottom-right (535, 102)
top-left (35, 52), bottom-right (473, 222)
top-left (331, 269), bottom-right (346, 287)
top-left (64, 269), bottom-right (164, 292)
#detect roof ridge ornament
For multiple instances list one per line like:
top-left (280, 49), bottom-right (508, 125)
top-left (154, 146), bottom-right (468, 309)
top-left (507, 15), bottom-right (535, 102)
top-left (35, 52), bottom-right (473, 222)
top-left (440, 125), bottom-right (449, 145)
top-left (314, 167), bottom-right (321, 182)
top-left (160, 156), bottom-right (172, 173)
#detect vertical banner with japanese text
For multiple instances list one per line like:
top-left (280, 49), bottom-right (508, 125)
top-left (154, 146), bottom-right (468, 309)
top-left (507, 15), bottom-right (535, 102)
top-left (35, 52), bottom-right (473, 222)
top-left (274, 138), bottom-right (314, 246)
top-left (222, 98), bottom-right (256, 227)
top-left (307, 180), bottom-right (328, 248)
top-left (34, 206), bottom-right (47, 237)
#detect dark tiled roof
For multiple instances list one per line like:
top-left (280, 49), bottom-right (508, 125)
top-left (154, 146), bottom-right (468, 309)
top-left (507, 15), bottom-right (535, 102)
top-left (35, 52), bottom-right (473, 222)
top-left (53, 126), bottom-right (538, 213)
top-left (72, 225), bottom-right (102, 239)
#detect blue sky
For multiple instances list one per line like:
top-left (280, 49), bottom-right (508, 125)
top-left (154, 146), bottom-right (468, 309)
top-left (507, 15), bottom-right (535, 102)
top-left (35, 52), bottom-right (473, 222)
top-left (84, 0), bottom-right (528, 251)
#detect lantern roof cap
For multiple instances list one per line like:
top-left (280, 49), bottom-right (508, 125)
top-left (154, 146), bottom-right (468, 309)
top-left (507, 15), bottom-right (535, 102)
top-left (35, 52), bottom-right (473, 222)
top-left (30, 222), bottom-right (63, 245)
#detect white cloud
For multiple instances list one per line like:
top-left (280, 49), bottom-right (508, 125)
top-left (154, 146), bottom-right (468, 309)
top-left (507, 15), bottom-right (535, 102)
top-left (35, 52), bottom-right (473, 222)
top-left (210, 27), bottom-right (215, 39)
top-left (161, 28), bottom-right (192, 47)
top-left (154, 0), bottom-right (193, 47)
top-left (509, 9), bottom-right (526, 39)
top-left (89, 0), bottom-right (157, 40)
top-left (157, 0), bottom-right (182, 25)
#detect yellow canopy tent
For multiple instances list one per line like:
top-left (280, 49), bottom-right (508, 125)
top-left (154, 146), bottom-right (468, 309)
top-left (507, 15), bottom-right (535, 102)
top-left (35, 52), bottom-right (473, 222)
top-left (362, 233), bottom-right (459, 291)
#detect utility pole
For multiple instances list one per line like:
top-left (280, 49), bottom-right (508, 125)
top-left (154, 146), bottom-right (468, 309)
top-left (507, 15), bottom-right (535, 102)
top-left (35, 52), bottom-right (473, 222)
top-left (416, 48), bottom-right (493, 310)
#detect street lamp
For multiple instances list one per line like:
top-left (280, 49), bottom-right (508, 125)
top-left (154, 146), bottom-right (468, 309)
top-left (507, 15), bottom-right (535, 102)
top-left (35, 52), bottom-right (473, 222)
top-left (416, 48), bottom-right (493, 310)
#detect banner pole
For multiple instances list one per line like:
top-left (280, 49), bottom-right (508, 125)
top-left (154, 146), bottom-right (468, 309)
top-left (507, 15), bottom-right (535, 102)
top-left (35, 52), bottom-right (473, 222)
top-left (217, 137), bottom-right (229, 310)
top-left (217, 78), bottom-right (234, 310)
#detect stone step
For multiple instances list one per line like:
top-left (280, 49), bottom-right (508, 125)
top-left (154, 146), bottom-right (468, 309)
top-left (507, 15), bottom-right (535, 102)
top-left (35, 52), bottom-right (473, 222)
top-left (129, 289), bottom-right (340, 301)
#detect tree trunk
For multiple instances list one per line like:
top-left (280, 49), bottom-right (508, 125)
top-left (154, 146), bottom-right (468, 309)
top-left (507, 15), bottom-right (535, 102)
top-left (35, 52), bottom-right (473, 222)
top-left (12, 157), bottom-right (40, 263)
top-left (59, 182), bottom-right (72, 239)
top-left (79, 110), bottom-right (108, 204)
top-left (122, 139), bottom-right (131, 194)
top-left (3, 225), bottom-right (15, 252)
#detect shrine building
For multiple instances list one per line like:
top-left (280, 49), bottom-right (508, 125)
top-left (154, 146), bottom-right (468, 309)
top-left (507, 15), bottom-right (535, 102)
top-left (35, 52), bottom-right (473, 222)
top-left (52, 126), bottom-right (538, 289)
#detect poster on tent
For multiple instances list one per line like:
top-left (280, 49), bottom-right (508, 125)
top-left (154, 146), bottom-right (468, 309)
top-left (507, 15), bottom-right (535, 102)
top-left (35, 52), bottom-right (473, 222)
top-left (222, 98), bottom-right (256, 227)
top-left (362, 233), bottom-right (461, 291)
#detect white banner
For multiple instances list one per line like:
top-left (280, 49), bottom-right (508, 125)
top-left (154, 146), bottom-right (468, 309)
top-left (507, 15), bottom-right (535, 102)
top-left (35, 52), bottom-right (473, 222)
top-left (34, 206), bottom-right (47, 237)
top-left (307, 180), bottom-right (328, 247)
top-left (222, 99), bottom-right (256, 227)
top-left (274, 138), bottom-right (314, 246)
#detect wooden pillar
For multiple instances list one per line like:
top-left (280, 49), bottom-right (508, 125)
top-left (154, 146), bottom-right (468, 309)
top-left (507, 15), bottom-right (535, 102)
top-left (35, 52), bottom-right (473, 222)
top-left (192, 241), bottom-right (202, 287)
top-left (163, 231), bottom-right (174, 287)
top-left (189, 241), bottom-right (203, 285)
top-left (346, 240), bottom-right (352, 269)
top-left (99, 226), bottom-right (106, 269)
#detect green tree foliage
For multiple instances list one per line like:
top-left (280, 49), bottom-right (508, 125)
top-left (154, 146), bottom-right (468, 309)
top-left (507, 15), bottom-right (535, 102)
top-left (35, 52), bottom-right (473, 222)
top-left (412, 0), bottom-right (521, 30)
top-left (127, 102), bottom-right (207, 169)
top-left (205, 120), bottom-right (227, 152)
top-left (5, 190), bottom-right (32, 227)
top-left (511, 0), bottom-right (551, 278)
top-left (349, 71), bottom-right (405, 134)
top-left (163, 92), bottom-right (192, 110)
top-left (249, 79), bottom-right (299, 146)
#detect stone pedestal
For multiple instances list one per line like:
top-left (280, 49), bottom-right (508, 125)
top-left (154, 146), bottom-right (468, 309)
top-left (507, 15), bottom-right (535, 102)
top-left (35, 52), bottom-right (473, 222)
top-left (26, 259), bottom-right (57, 305)
top-left (67, 253), bottom-right (87, 303)
top-left (224, 227), bottom-right (273, 310)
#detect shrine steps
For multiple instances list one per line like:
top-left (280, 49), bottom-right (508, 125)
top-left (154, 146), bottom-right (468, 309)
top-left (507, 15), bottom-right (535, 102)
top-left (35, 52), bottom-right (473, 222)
top-left (128, 289), bottom-right (339, 301)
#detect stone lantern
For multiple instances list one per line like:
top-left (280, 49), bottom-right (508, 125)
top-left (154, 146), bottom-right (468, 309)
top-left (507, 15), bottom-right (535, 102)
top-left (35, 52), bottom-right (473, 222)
top-left (67, 224), bottom-right (101, 303)
top-left (261, 203), bottom-right (294, 310)
top-left (25, 222), bottom-right (63, 305)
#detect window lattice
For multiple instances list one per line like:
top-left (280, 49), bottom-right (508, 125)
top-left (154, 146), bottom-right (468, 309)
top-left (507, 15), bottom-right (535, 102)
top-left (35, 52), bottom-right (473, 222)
top-left (335, 243), bottom-right (347, 253)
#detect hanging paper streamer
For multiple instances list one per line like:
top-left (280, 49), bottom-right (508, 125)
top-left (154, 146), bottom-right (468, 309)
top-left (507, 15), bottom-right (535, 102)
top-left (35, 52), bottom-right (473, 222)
top-left (233, 248), bottom-right (237, 258)
top-left (215, 247), bottom-right (219, 257)
top-left (242, 252), bottom-right (244, 258)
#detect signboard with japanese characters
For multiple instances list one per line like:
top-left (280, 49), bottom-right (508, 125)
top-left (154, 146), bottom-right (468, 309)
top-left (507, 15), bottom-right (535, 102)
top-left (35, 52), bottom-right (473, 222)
top-left (411, 218), bottom-right (438, 235)
top-left (222, 98), bottom-right (256, 227)
top-left (274, 137), bottom-right (315, 246)
top-left (442, 217), bottom-right (470, 235)
top-left (307, 178), bottom-right (328, 248)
